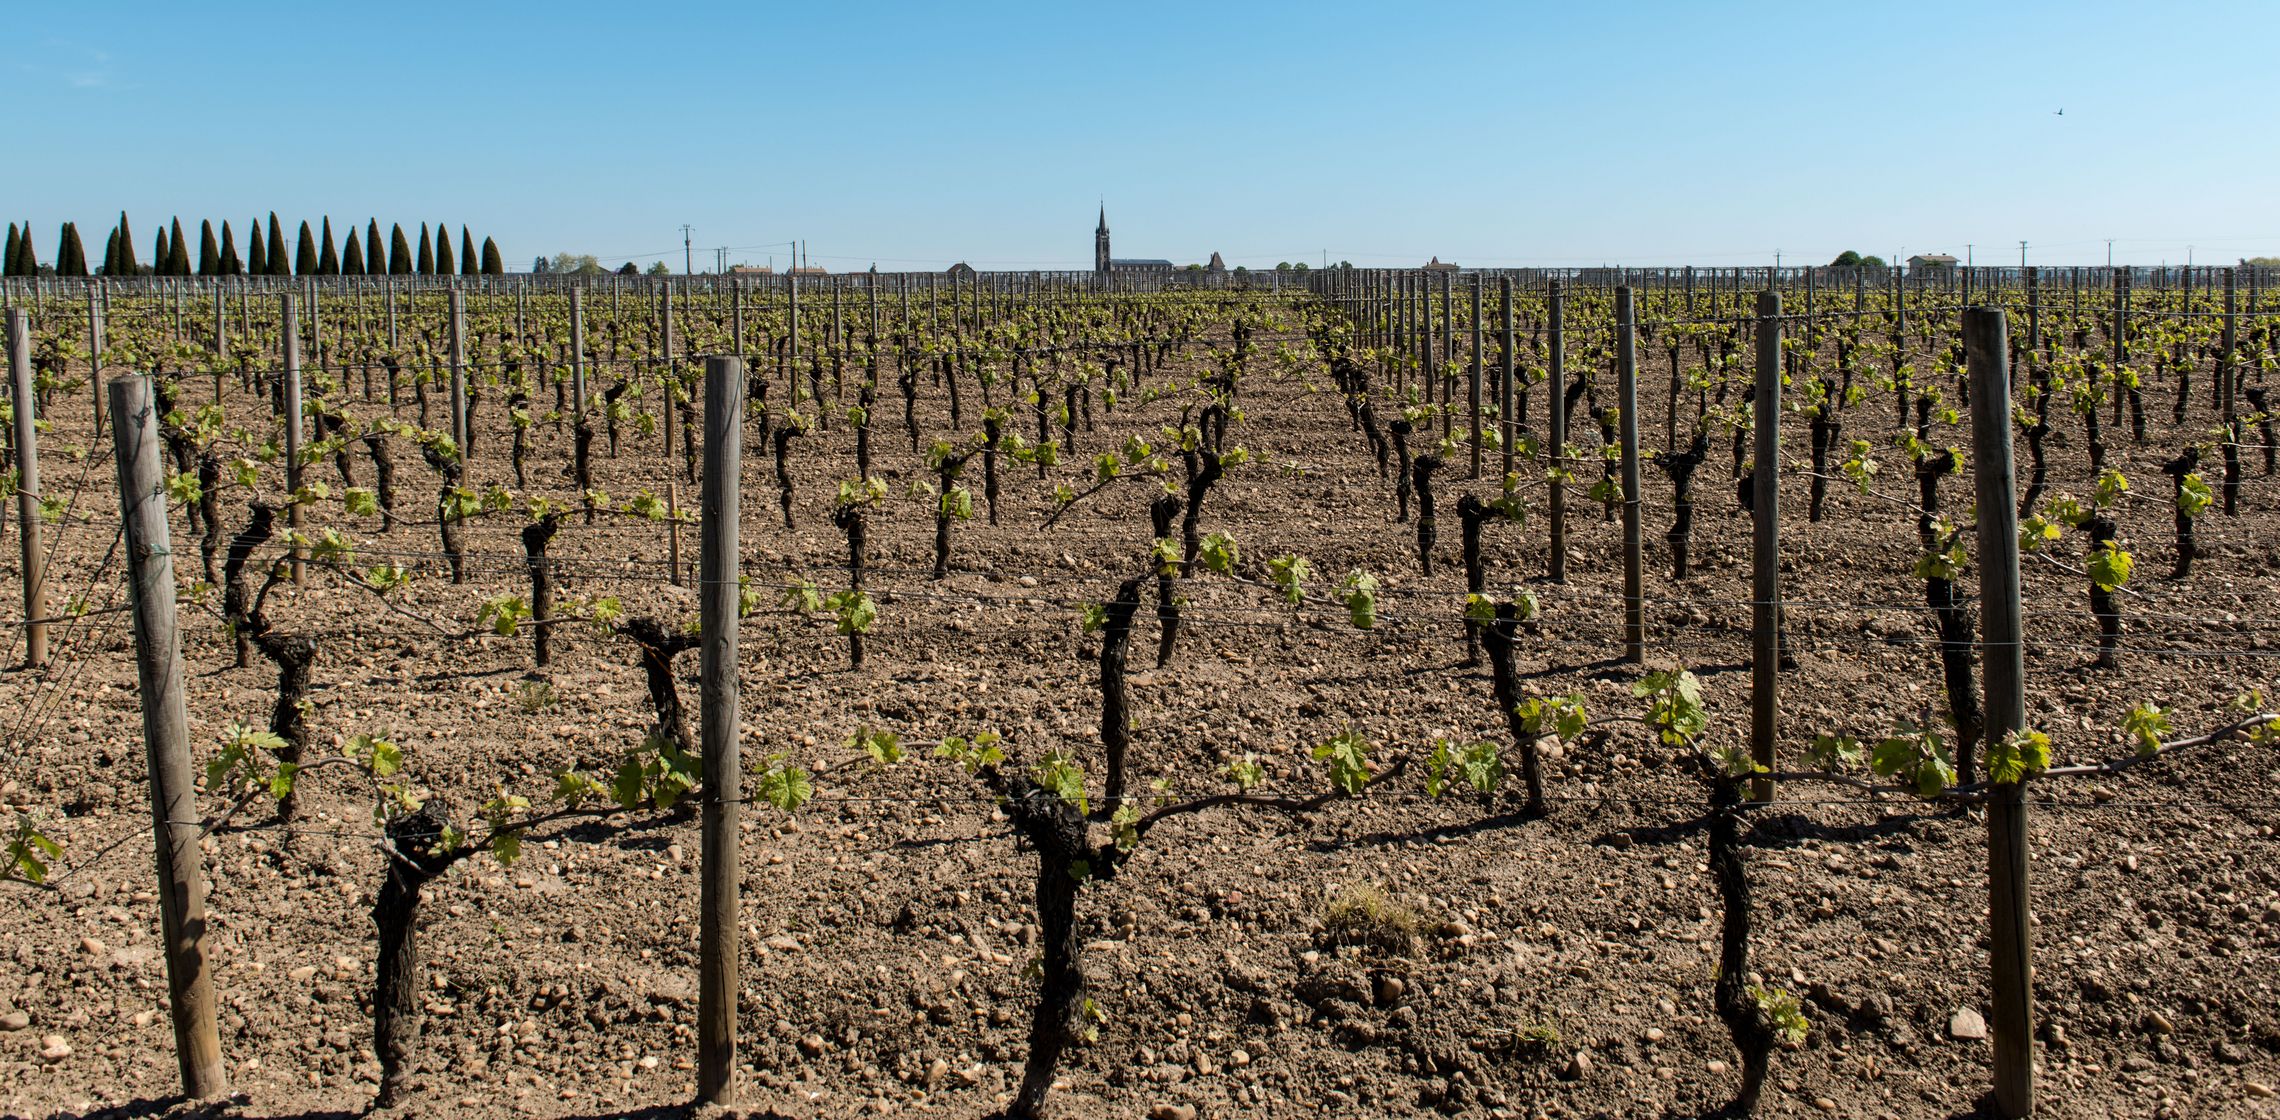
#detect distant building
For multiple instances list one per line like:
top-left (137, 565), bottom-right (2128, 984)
top-left (946, 262), bottom-right (977, 280)
top-left (789, 264), bottom-right (828, 277)
top-left (1094, 207), bottom-right (1175, 275)
top-left (1908, 253), bottom-right (1958, 273)
top-left (1206, 252), bottom-right (1227, 274)
top-left (1422, 256), bottom-right (1460, 272)
top-left (728, 265), bottom-right (773, 275)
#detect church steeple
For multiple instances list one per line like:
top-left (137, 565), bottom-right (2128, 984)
top-left (1094, 204), bottom-right (1111, 274)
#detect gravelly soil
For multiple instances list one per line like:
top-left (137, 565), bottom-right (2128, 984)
top-left (2, 301), bottom-right (2277, 1120)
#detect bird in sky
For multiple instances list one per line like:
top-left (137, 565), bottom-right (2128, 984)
top-left (2054, 108), bottom-right (2065, 116)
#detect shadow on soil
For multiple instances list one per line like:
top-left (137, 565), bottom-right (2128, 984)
top-left (30, 1096), bottom-right (804, 1120)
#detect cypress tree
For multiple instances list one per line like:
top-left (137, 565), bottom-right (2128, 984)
top-left (434, 225), bottom-right (454, 275)
top-left (266, 213), bottom-right (289, 276)
top-left (220, 221), bottom-right (242, 275)
top-left (342, 229), bottom-right (365, 275)
top-left (99, 227), bottom-right (118, 276)
top-left (389, 224), bottom-right (412, 275)
top-left (366, 220), bottom-right (386, 276)
top-left (461, 227), bottom-right (478, 276)
top-left (416, 224), bottom-right (434, 275)
top-left (3, 225), bottom-right (16, 277)
top-left (481, 237), bottom-right (504, 275)
top-left (153, 226), bottom-right (170, 276)
top-left (167, 219), bottom-right (192, 276)
top-left (248, 223), bottom-right (267, 275)
top-left (318, 218), bottom-right (339, 275)
top-left (115, 213), bottom-right (139, 275)
top-left (295, 221), bottom-right (318, 275)
top-left (198, 220), bottom-right (220, 276)
top-left (58, 223), bottom-right (89, 277)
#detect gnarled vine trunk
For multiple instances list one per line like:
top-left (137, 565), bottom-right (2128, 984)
top-left (1708, 776), bottom-right (1774, 1116)
top-left (1480, 605), bottom-right (1544, 816)
top-left (1097, 578), bottom-right (1143, 810)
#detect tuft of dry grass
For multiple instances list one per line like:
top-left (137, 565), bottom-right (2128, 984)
top-left (1320, 882), bottom-right (1419, 956)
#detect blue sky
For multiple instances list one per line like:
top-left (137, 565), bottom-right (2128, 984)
top-left (12, 2), bottom-right (2275, 271)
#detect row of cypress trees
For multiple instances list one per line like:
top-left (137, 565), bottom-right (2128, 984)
top-left (2, 214), bottom-right (505, 278)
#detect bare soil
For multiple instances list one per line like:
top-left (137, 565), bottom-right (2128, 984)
top-left (2, 305), bottom-right (2277, 1120)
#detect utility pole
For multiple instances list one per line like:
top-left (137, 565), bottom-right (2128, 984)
top-left (681, 224), bottom-right (694, 276)
top-left (2106, 240), bottom-right (2114, 268)
top-left (2019, 241), bottom-right (2027, 269)
top-left (1967, 243), bottom-right (1974, 267)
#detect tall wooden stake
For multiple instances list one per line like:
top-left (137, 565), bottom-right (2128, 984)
top-left (570, 288), bottom-right (587, 419)
top-left (448, 287), bottom-right (468, 460)
top-left (2221, 268), bottom-right (2240, 516)
top-left (110, 373), bottom-right (230, 1099)
top-left (8, 310), bottom-right (45, 667)
top-left (696, 354), bottom-right (745, 1106)
top-left (1546, 281), bottom-right (1567, 583)
top-left (88, 287), bottom-right (107, 435)
top-left (1967, 306), bottom-right (2033, 1120)
top-left (1498, 275), bottom-right (1514, 481)
top-left (666, 480), bottom-right (683, 587)
top-left (1468, 272), bottom-right (1483, 478)
top-left (281, 296), bottom-right (304, 585)
top-left (1616, 286), bottom-right (1644, 662)
top-left (1750, 290), bottom-right (1782, 801)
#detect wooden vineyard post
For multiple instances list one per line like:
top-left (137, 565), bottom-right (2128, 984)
top-left (109, 373), bottom-right (230, 1099)
top-left (1966, 306), bottom-right (2033, 1120)
top-left (1499, 275), bottom-right (1514, 481)
top-left (1546, 280), bottom-right (1567, 583)
top-left (8, 310), bottom-right (46, 667)
top-left (1386, 273), bottom-right (1404, 396)
top-left (1413, 274), bottom-right (1431, 406)
top-left (2110, 271), bottom-right (2126, 379)
top-left (1750, 290), bottom-right (1782, 801)
top-left (448, 287), bottom-right (469, 460)
top-left (695, 355), bottom-right (746, 1106)
top-left (570, 287), bottom-right (587, 419)
top-left (1616, 286), bottom-right (1644, 662)
top-left (2221, 268), bottom-right (2239, 516)
top-left (788, 275), bottom-right (802, 411)
top-left (1468, 272), bottom-right (1483, 478)
top-left (1439, 270), bottom-right (1454, 440)
top-left (663, 281), bottom-right (678, 467)
top-left (666, 480), bottom-right (683, 587)
top-left (308, 280), bottom-right (323, 386)
top-left (2024, 267), bottom-right (2039, 388)
top-left (88, 286), bottom-right (107, 435)
top-left (282, 296), bottom-right (305, 585)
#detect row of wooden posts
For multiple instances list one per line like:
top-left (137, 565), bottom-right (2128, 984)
top-left (57, 281), bottom-right (2101, 1112)
top-left (99, 349), bottom-right (752, 1103)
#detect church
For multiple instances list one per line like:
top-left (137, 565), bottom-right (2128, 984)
top-left (1094, 207), bottom-right (1174, 275)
